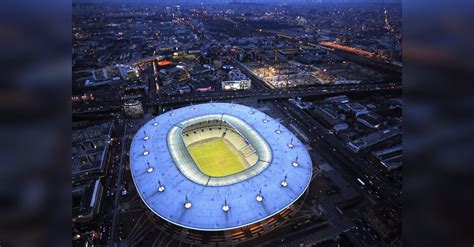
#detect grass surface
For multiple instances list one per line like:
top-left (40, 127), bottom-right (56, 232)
top-left (188, 139), bottom-right (246, 177)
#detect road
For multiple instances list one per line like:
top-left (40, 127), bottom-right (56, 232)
top-left (73, 82), bottom-right (401, 114)
top-left (110, 123), bottom-right (128, 246)
top-left (273, 101), bottom-right (401, 211)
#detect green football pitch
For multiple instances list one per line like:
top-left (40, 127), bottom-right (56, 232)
top-left (188, 138), bottom-right (247, 177)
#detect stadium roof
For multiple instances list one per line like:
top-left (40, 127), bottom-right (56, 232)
top-left (130, 103), bottom-right (312, 231)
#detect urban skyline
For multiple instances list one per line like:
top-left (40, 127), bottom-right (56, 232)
top-left (72, 1), bottom-right (402, 246)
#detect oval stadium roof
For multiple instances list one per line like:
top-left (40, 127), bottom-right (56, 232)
top-left (130, 103), bottom-right (313, 231)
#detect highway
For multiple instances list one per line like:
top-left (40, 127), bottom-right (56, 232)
top-left (154, 83), bottom-right (400, 105)
top-left (273, 101), bottom-right (401, 210)
top-left (110, 123), bottom-right (128, 247)
top-left (73, 82), bottom-right (401, 115)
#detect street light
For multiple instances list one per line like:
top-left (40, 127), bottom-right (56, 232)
top-left (143, 131), bottom-right (149, 141)
top-left (143, 145), bottom-right (149, 156)
top-left (263, 115), bottom-right (268, 123)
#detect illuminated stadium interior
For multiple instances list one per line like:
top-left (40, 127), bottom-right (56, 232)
top-left (188, 139), bottom-right (246, 176)
top-left (182, 119), bottom-right (257, 177)
top-left (167, 113), bottom-right (273, 187)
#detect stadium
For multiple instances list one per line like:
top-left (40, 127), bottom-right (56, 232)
top-left (129, 103), bottom-right (313, 244)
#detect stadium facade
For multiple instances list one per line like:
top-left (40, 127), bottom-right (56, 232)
top-left (130, 103), bottom-right (312, 232)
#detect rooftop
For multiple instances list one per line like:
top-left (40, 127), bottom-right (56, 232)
top-left (130, 103), bottom-right (312, 231)
top-left (72, 123), bottom-right (113, 179)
